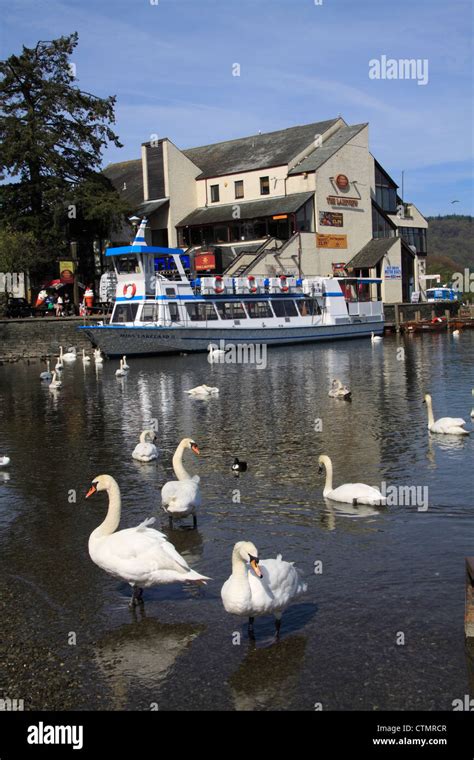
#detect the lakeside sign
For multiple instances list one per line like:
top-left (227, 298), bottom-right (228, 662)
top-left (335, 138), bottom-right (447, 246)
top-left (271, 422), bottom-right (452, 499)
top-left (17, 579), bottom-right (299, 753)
top-left (326, 196), bottom-right (359, 207)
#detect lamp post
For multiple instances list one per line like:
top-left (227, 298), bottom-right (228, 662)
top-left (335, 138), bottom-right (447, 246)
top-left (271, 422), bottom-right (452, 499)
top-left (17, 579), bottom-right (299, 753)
top-left (70, 240), bottom-right (79, 310)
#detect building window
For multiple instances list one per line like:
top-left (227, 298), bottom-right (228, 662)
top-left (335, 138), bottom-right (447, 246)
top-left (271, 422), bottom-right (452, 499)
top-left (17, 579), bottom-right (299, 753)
top-left (372, 205), bottom-right (395, 239)
top-left (399, 227), bottom-right (427, 254)
top-left (210, 185), bottom-right (219, 203)
top-left (374, 164), bottom-right (397, 214)
top-left (260, 176), bottom-right (270, 195)
top-left (234, 180), bottom-right (244, 199)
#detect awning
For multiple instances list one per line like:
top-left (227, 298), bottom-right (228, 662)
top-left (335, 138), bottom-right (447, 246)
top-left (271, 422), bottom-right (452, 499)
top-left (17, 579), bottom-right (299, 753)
top-left (136, 198), bottom-right (169, 216)
top-left (177, 191), bottom-right (314, 227)
top-left (346, 238), bottom-right (398, 269)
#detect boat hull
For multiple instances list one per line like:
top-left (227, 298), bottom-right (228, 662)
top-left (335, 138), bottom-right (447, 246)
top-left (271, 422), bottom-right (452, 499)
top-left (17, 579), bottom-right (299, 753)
top-left (80, 320), bottom-right (384, 357)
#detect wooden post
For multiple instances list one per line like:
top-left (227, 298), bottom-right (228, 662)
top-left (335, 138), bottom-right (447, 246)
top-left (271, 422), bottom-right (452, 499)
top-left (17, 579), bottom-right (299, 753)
top-left (445, 308), bottom-right (450, 328)
top-left (394, 303), bottom-right (400, 333)
top-left (415, 310), bottom-right (421, 323)
top-left (465, 558), bottom-right (474, 637)
top-left (431, 309), bottom-right (435, 320)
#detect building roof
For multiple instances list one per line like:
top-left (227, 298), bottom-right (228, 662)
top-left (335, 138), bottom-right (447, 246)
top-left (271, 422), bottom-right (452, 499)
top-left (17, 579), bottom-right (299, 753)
top-left (137, 198), bottom-right (169, 216)
top-left (346, 237), bottom-right (398, 269)
top-left (288, 124), bottom-right (367, 175)
top-left (181, 119), bottom-right (340, 179)
top-left (177, 191), bottom-right (314, 227)
top-left (103, 159), bottom-right (143, 207)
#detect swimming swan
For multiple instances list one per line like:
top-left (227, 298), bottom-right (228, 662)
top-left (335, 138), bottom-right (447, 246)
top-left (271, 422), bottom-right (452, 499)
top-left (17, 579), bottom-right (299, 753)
top-left (122, 355), bottom-right (130, 370)
top-left (54, 355), bottom-right (63, 373)
top-left (186, 385), bottom-right (219, 396)
top-left (318, 454), bottom-right (386, 506)
top-left (221, 541), bottom-right (307, 637)
top-left (132, 430), bottom-right (159, 462)
top-left (94, 349), bottom-right (104, 364)
top-left (115, 359), bottom-right (127, 377)
top-left (423, 393), bottom-right (469, 435)
top-left (82, 349), bottom-right (91, 364)
top-left (86, 474), bottom-right (210, 606)
top-left (40, 360), bottom-right (52, 381)
top-left (0, 456), bottom-right (10, 467)
top-left (371, 332), bottom-right (383, 343)
top-left (49, 371), bottom-right (62, 391)
top-left (61, 345), bottom-right (77, 362)
top-left (161, 438), bottom-right (201, 528)
top-left (328, 379), bottom-right (351, 399)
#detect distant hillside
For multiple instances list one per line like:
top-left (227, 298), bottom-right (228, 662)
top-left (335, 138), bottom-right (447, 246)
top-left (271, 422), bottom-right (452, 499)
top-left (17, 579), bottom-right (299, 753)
top-left (426, 216), bottom-right (473, 282)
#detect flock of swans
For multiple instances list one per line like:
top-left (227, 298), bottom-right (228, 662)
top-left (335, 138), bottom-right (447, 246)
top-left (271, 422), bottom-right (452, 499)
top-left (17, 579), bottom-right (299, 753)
top-left (0, 336), bottom-right (472, 639)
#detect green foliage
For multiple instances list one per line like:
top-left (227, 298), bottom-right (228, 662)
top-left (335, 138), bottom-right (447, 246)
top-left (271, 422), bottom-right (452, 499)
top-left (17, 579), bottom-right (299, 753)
top-left (0, 226), bottom-right (48, 273)
top-left (426, 215), bottom-right (473, 271)
top-left (0, 33), bottom-right (125, 271)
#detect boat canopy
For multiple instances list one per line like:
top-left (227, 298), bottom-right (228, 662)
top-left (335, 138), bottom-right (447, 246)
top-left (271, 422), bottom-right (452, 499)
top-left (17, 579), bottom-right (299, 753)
top-left (105, 245), bottom-right (184, 257)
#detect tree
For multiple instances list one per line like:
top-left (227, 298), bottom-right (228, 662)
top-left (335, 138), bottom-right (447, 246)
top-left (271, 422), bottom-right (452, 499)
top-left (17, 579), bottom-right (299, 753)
top-left (0, 226), bottom-right (47, 273)
top-left (0, 33), bottom-right (126, 272)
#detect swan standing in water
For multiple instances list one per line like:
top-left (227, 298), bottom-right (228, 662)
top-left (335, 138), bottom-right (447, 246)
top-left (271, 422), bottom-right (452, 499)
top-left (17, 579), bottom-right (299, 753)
top-left (328, 379), bottom-right (351, 399)
top-left (86, 475), bottom-right (210, 606)
top-left (186, 385), bottom-right (219, 397)
top-left (132, 430), bottom-right (159, 462)
top-left (115, 359), bottom-right (127, 377)
top-left (161, 438), bottom-right (201, 529)
top-left (423, 393), bottom-right (469, 435)
top-left (40, 360), bottom-right (52, 381)
top-left (371, 332), bottom-right (383, 343)
top-left (318, 454), bottom-right (386, 506)
top-left (0, 456), bottom-right (10, 467)
top-left (221, 541), bottom-right (307, 637)
top-left (48, 371), bottom-right (62, 391)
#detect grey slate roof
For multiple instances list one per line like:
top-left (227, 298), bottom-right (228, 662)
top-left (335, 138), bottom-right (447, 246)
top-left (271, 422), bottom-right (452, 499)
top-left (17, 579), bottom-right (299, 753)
top-left (346, 237), bottom-right (398, 269)
top-left (288, 124), bottom-right (367, 175)
top-left (103, 159), bottom-right (143, 208)
top-left (137, 198), bottom-right (169, 216)
top-left (177, 191), bottom-right (314, 227)
top-left (181, 119), bottom-right (339, 179)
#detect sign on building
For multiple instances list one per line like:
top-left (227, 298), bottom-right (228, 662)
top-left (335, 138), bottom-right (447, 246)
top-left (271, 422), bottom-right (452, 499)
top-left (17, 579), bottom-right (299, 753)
top-left (385, 266), bottom-right (402, 279)
top-left (319, 212), bottom-right (344, 227)
top-left (316, 234), bottom-right (348, 249)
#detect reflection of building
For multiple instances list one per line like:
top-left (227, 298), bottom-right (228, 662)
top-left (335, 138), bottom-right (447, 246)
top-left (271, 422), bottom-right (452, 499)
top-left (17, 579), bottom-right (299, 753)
top-left (104, 117), bottom-right (428, 303)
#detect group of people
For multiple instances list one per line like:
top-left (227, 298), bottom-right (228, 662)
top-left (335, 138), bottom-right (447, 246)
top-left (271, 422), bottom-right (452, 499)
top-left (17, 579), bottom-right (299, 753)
top-left (35, 286), bottom-right (95, 317)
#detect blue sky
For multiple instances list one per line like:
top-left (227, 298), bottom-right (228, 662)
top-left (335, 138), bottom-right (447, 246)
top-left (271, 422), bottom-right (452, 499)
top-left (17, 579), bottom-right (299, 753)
top-left (1, 0), bottom-right (472, 216)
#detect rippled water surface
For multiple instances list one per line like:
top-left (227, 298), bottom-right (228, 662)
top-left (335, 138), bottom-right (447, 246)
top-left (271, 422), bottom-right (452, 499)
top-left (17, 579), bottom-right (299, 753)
top-left (0, 331), bottom-right (473, 710)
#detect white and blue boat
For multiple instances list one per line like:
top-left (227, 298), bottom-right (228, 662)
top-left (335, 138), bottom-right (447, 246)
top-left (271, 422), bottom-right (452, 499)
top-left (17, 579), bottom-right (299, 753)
top-left (81, 219), bottom-right (384, 357)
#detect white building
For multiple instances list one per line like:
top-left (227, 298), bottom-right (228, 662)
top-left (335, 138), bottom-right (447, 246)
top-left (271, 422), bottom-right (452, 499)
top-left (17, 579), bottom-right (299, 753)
top-left (104, 117), bottom-right (428, 303)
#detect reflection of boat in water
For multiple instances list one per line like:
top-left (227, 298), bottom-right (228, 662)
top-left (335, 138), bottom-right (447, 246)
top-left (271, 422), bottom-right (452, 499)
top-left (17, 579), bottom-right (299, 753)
top-left (94, 617), bottom-right (205, 710)
top-left (81, 219), bottom-right (384, 357)
top-left (228, 635), bottom-right (307, 711)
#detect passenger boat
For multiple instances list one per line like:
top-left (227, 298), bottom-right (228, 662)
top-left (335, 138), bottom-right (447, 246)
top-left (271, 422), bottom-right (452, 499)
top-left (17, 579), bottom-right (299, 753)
top-left (81, 219), bottom-right (384, 357)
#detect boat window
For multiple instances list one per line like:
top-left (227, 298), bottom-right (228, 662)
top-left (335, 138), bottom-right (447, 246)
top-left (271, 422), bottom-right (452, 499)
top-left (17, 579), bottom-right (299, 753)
top-left (185, 303), bottom-right (219, 321)
top-left (111, 304), bottom-right (139, 323)
top-left (271, 300), bottom-right (298, 317)
top-left (168, 303), bottom-right (180, 322)
top-left (296, 298), bottom-right (321, 317)
top-left (245, 301), bottom-right (274, 318)
top-left (165, 287), bottom-right (176, 296)
top-left (215, 302), bottom-right (247, 320)
top-left (141, 303), bottom-right (157, 322)
top-left (115, 256), bottom-right (141, 274)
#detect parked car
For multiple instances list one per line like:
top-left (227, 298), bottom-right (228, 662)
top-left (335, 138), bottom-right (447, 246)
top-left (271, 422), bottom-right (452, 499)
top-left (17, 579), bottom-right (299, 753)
top-left (5, 297), bottom-right (33, 318)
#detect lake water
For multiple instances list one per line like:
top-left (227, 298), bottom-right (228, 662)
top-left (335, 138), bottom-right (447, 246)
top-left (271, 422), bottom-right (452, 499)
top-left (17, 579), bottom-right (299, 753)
top-left (0, 331), bottom-right (473, 711)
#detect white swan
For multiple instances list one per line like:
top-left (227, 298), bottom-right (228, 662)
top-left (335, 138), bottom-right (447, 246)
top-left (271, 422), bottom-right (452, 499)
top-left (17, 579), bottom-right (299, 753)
top-left (40, 360), bottom-right (52, 381)
top-left (161, 438), bottom-right (201, 528)
top-left (94, 348), bottom-right (104, 364)
top-left (49, 371), bottom-right (62, 390)
top-left (328, 379), bottom-right (351, 399)
top-left (318, 454), bottom-right (386, 506)
top-left (452, 329), bottom-right (460, 336)
top-left (115, 359), bottom-right (127, 377)
top-left (82, 349), bottom-right (91, 364)
top-left (0, 456), bottom-right (10, 467)
top-left (132, 430), bottom-right (159, 462)
top-left (371, 332), bottom-right (383, 343)
top-left (186, 384), bottom-right (219, 397)
top-left (221, 541), bottom-right (307, 637)
top-left (423, 393), bottom-right (469, 435)
top-left (85, 474), bottom-right (210, 606)
top-left (61, 345), bottom-right (76, 362)
top-left (122, 355), bottom-right (130, 370)
top-left (54, 355), bottom-right (63, 373)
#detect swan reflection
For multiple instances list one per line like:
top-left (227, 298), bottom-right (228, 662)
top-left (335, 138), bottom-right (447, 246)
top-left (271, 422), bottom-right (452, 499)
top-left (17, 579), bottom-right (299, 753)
top-left (94, 617), bottom-right (205, 709)
top-left (321, 499), bottom-right (380, 531)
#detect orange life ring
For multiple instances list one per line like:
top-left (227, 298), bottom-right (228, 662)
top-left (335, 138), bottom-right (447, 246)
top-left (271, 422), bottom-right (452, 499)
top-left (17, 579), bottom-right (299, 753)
top-left (247, 275), bottom-right (257, 294)
top-left (123, 283), bottom-right (137, 298)
top-left (279, 275), bottom-right (289, 293)
top-left (214, 276), bottom-right (224, 294)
